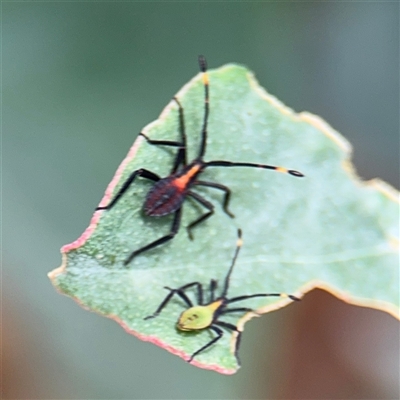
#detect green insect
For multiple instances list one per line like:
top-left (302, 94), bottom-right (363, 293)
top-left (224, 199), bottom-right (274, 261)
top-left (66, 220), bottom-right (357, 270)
top-left (144, 229), bottom-right (300, 363)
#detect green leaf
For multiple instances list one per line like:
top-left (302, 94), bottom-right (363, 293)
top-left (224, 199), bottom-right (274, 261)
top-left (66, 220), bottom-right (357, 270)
top-left (49, 63), bottom-right (399, 374)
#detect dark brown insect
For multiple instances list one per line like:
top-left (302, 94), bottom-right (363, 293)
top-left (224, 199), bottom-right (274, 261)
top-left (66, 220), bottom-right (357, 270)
top-left (96, 56), bottom-right (304, 265)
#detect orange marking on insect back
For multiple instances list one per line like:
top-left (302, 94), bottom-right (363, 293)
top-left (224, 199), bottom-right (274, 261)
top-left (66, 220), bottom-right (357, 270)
top-left (207, 299), bottom-right (224, 313)
top-left (203, 73), bottom-right (209, 85)
top-left (276, 166), bottom-right (288, 173)
top-left (173, 164), bottom-right (201, 190)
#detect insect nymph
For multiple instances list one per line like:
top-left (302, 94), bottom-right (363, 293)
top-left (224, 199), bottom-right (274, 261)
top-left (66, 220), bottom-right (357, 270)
top-left (144, 229), bottom-right (300, 364)
top-left (96, 56), bottom-right (304, 265)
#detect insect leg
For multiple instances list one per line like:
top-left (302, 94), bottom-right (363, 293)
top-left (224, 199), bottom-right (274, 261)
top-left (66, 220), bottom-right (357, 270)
top-left (139, 133), bottom-right (182, 148)
top-left (172, 97), bottom-right (188, 169)
top-left (220, 307), bottom-right (255, 314)
top-left (140, 98), bottom-right (188, 173)
top-left (186, 191), bottom-right (214, 240)
top-left (96, 169), bottom-right (160, 211)
top-left (171, 281), bottom-right (204, 305)
top-left (144, 288), bottom-right (182, 320)
top-left (227, 293), bottom-right (301, 304)
top-left (123, 207), bottom-right (182, 265)
top-left (188, 325), bottom-right (223, 363)
top-left (214, 320), bottom-right (242, 364)
top-left (193, 180), bottom-right (234, 218)
top-left (144, 281), bottom-right (204, 320)
top-left (209, 279), bottom-right (217, 303)
top-left (205, 160), bottom-right (304, 177)
top-left (139, 137), bottom-right (185, 176)
top-left (197, 55), bottom-right (209, 160)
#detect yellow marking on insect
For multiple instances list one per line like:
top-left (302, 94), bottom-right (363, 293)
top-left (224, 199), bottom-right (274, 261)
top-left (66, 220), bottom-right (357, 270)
top-left (276, 166), bottom-right (288, 173)
top-left (203, 72), bottom-right (209, 85)
top-left (237, 237), bottom-right (243, 247)
top-left (207, 299), bottom-right (224, 313)
top-left (173, 164), bottom-right (201, 190)
top-left (177, 300), bottom-right (223, 331)
top-left (280, 293), bottom-right (289, 298)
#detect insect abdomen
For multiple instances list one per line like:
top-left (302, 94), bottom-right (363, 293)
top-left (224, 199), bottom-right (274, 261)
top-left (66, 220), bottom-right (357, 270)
top-left (144, 177), bottom-right (186, 216)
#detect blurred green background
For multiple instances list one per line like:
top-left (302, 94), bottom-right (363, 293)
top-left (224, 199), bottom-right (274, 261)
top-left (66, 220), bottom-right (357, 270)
top-left (3, 2), bottom-right (399, 399)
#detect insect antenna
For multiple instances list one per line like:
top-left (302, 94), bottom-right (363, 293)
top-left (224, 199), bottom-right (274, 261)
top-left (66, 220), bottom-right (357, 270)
top-left (221, 229), bottom-right (243, 298)
top-left (205, 160), bottom-right (304, 177)
top-left (197, 55), bottom-right (209, 160)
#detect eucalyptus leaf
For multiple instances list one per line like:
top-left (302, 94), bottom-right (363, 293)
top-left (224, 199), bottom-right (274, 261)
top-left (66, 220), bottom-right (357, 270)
top-left (49, 63), bottom-right (399, 374)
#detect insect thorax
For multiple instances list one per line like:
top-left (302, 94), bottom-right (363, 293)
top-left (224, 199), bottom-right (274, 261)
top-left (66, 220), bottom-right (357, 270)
top-left (143, 161), bottom-right (204, 217)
